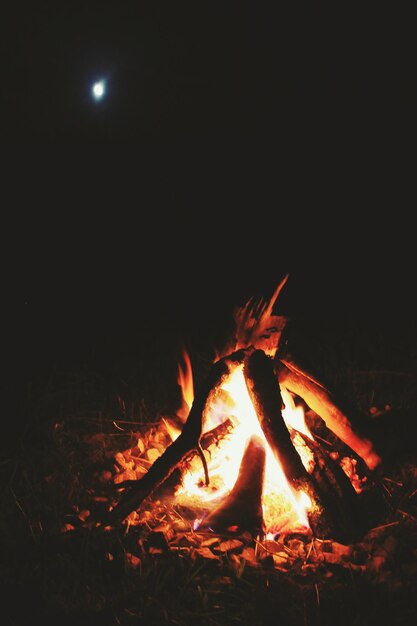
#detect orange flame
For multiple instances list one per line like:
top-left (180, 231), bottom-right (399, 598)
top-left (176, 349), bottom-right (194, 423)
top-left (220, 274), bottom-right (289, 358)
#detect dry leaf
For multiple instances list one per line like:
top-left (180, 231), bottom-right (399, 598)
top-left (217, 539), bottom-right (243, 552)
top-left (272, 554), bottom-right (289, 570)
top-left (195, 547), bottom-right (221, 561)
top-left (201, 536), bottom-right (220, 548)
top-left (331, 542), bottom-right (352, 558)
top-left (147, 448), bottom-right (161, 462)
top-left (272, 551), bottom-right (288, 565)
top-left (61, 523), bottom-right (75, 533)
top-left (78, 509), bottom-right (90, 522)
top-left (368, 554), bottom-right (387, 572)
top-left (114, 452), bottom-right (129, 468)
top-left (347, 563), bottom-right (366, 573)
top-left (321, 552), bottom-right (343, 565)
top-left (125, 552), bottom-right (141, 567)
top-left (241, 546), bottom-right (258, 566)
top-left (263, 540), bottom-right (286, 555)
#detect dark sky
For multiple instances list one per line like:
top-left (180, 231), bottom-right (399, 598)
top-left (3, 2), bottom-right (416, 373)
top-left (2, 2), bottom-right (415, 143)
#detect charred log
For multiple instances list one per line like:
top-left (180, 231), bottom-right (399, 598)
top-left (243, 349), bottom-right (341, 539)
top-left (243, 350), bottom-right (308, 483)
top-left (104, 349), bottom-right (250, 524)
top-left (277, 357), bottom-right (382, 471)
top-left (155, 418), bottom-right (234, 497)
top-left (197, 435), bottom-right (266, 535)
top-left (291, 429), bottom-right (364, 542)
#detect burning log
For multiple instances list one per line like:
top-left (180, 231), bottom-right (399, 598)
top-left (291, 429), bottom-right (364, 542)
top-left (197, 435), bottom-right (266, 535)
top-left (243, 349), bottom-right (354, 540)
top-left (277, 356), bottom-right (382, 471)
top-left (104, 348), bottom-right (251, 524)
top-left (154, 418), bottom-right (234, 496)
top-left (244, 350), bottom-right (309, 483)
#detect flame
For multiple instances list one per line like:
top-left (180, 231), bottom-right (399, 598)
top-left (176, 349), bottom-right (194, 422)
top-left (220, 274), bottom-right (289, 358)
top-left (281, 387), bottom-right (313, 440)
top-left (162, 417), bottom-right (181, 442)
top-left (174, 359), bottom-right (314, 535)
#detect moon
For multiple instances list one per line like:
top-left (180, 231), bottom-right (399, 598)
top-left (92, 80), bottom-right (106, 101)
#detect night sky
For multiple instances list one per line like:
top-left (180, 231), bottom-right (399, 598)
top-left (3, 3), bottom-right (415, 144)
top-left (3, 3), bottom-right (416, 387)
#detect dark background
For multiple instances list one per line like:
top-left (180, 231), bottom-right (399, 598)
top-left (2, 2), bottom-right (416, 396)
top-left (2, 2), bottom-right (415, 145)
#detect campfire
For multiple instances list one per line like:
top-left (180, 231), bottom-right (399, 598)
top-left (105, 275), bottom-right (384, 546)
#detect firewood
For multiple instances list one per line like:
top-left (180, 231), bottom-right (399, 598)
top-left (104, 348), bottom-right (251, 524)
top-left (153, 418), bottom-right (234, 496)
top-left (277, 358), bottom-right (382, 471)
top-left (243, 349), bottom-right (311, 483)
top-left (243, 349), bottom-right (343, 539)
top-left (197, 435), bottom-right (266, 535)
top-left (291, 429), bottom-right (364, 542)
